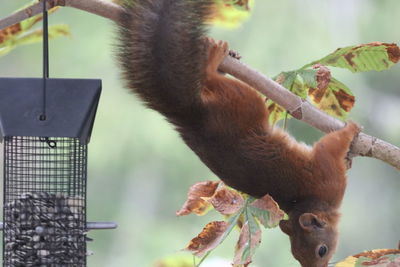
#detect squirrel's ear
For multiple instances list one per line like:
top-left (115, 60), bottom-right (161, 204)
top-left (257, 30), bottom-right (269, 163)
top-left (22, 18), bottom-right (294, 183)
top-left (299, 213), bottom-right (326, 232)
top-left (279, 220), bottom-right (292, 235)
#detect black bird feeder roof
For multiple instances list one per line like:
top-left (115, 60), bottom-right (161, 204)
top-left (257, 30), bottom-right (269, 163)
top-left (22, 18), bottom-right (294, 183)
top-left (0, 77), bottom-right (101, 145)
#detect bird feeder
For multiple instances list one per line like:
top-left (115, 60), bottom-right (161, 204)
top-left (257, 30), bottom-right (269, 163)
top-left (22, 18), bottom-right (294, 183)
top-left (0, 1), bottom-right (116, 266)
top-left (0, 78), bottom-right (107, 266)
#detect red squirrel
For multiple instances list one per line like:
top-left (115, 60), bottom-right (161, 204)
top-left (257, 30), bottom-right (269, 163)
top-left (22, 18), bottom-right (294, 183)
top-left (116, 0), bottom-right (360, 266)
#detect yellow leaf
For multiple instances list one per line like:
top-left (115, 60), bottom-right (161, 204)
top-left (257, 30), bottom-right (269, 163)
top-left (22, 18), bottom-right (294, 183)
top-left (208, 0), bottom-right (254, 28)
top-left (154, 255), bottom-right (193, 267)
top-left (335, 249), bottom-right (400, 267)
top-left (335, 255), bottom-right (357, 267)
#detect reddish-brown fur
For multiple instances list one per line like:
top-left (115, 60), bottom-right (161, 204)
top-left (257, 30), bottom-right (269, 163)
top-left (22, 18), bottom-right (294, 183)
top-left (199, 40), bottom-right (359, 267)
top-left (117, 1), bottom-right (360, 266)
top-left (198, 39), bottom-right (358, 210)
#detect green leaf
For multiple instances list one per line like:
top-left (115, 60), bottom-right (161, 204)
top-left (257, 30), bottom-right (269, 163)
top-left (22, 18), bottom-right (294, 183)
top-left (267, 72), bottom-right (296, 124)
top-left (249, 205), bottom-right (284, 229)
top-left (268, 71), bottom-right (308, 124)
top-left (241, 242), bottom-right (251, 263)
top-left (274, 71), bottom-right (296, 89)
top-left (298, 69), bottom-right (318, 88)
top-left (220, 208), bottom-right (244, 244)
top-left (18, 1), bottom-right (60, 32)
top-left (306, 42), bottom-right (400, 72)
top-left (291, 77), bottom-right (307, 99)
top-left (248, 195), bottom-right (286, 228)
top-left (236, 218), bottom-right (261, 265)
top-left (328, 77), bottom-right (353, 95)
top-left (249, 206), bottom-right (270, 228)
top-left (247, 211), bottom-right (260, 235)
top-left (239, 212), bottom-right (259, 263)
top-left (0, 1), bottom-right (63, 57)
top-left (266, 100), bottom-right (286, 125)
top-left (273, 71), bottom-right (308, 98)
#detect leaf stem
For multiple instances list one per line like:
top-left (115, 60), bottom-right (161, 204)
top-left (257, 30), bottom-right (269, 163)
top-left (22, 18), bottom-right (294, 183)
top-left (196, 204), bottom-right (246, 267)
top-left (196, 251), bottom-right (211, 267)
top-left (244, 201), bottom-right (252, 264)
top-left (283, 112), bottom-right (289, 131)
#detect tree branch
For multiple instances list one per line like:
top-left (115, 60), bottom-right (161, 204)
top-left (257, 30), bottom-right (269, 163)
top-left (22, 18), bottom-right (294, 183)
top-left (1, 0), bottom-right (399, 170)
top-left (0, 0), bottom-right (124, 30)
top-left (221, 57), bottom-right (400, 170)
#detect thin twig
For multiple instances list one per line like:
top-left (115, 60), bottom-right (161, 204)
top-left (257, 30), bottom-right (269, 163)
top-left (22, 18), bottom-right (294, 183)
top-left (0, 0), bottom-right (123, 30)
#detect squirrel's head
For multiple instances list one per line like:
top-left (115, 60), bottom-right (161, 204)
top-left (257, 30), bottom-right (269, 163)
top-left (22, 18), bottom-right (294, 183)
top-left (279, 211), bottom-right (340, 267)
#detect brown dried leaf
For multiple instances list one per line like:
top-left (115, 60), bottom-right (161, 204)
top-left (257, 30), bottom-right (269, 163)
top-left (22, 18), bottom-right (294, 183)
top-left (176, 181), bottom-right (220, 216)
top-left (250, 194), bottom-right (286, 228)
top-left (230, 0), bottom-right (252, 10)
top-left (313, 64), bottom-right (332, 90)
top-left (233, 222), bottom-right (262, 266)
top-left (386, 44), bottom-right (400, 63)
top-left (308, 86), bottom-right (327, 104)
top-left (336, 249), bottom-right (400, 267)
top-left (333, 89), bottom-right (355, 112)
top-left (353, 249), bottom-right (400, 260)
top-left (185, 221), bottom-right (228, 257)
top-left (208, 187), bottom-right (245, 215)
top-left (308, 78), bottom-right (355, 119)
top-left (0, 24), bottom-right (22, 44)
top-left (218, 0), bottom-right (251, 11)
top-left (307, 64), bottom-right (355, 116)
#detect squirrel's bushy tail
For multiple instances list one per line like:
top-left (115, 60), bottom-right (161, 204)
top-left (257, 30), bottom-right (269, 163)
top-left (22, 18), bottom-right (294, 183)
top-left (116, 0), bottom-right (212, 120)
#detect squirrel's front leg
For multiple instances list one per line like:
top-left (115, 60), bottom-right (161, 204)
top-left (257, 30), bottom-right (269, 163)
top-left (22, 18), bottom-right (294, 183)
top-left (313, 121), bottom-right (361, 167)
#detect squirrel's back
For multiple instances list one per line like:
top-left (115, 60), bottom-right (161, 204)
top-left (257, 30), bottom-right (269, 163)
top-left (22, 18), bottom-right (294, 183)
top-left (117, 0), bottom-right (213, 124)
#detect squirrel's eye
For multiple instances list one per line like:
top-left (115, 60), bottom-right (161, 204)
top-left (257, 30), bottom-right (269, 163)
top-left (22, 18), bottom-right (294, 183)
top-left (317, 245), bottom-right (328, 258)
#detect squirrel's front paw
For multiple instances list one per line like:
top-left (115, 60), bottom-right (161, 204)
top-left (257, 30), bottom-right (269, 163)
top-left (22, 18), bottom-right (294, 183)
top-left (204, 38), bottom-right (238, 60)
top-left (207, 39), bottom-right (229, 65)
top-left (215, 40), bottom-right (229, 57)
top-left (203, 37), bottom-right (215, 47)
top-left (205, 39), bottom-right (230, 74)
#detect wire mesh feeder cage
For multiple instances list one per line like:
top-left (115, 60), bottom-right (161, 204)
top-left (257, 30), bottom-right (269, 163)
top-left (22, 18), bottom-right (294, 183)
top-left (0, 78), bottom-right (114, 267)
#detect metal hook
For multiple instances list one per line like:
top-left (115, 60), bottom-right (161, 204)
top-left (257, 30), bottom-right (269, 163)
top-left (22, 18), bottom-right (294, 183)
top-left (39, 137), bottom-right (57, 148)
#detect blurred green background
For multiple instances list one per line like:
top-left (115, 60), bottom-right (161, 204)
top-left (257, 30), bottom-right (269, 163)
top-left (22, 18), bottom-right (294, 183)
top-left (0, 0), bottom-right (399, 266)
